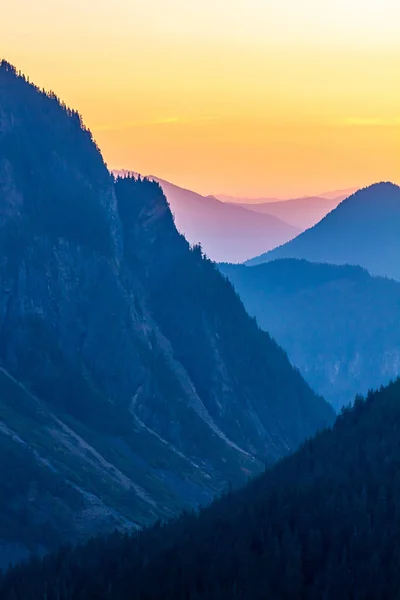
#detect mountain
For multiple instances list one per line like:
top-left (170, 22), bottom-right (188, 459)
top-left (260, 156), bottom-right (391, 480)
top-left (217, 193), bottom-right (281, 203)
top-left (317, 187), bottom-right (358, 200)
top-left (218, 188), bottom-right (355, 205)
top-left (115, 172), bottom-right (300, 263)
top-left (0, 61), bottom-right (333, 564)
top-left (246, 183), bottom-right (400, 281)
top-left (231, 196), bottom-right (340, 230)
top-left (217, 190), bottom-right (355, 230)
top-left (220, 259), bottom-right (400, 410)
top-left (4, 378), bottom-right (400, 599)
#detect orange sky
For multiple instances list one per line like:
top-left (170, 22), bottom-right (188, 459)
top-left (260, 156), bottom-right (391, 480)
top-left (2, 0), bottom-right (400, 197)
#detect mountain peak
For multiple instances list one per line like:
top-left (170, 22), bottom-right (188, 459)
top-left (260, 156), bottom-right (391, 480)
top-left (246, 180), bottom-right (400, 280)
top-left (362, 180), bottom-right (399, 190)
top-left (0, 66), bottom-right (333, 562)
top-left (343, 181), bottom-right (400, 203)
top-left (0, 59), bottom-right (120, 258)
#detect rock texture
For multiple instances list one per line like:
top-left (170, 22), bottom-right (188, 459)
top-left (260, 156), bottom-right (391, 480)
top-left (0, 61), bottom-right (333, 564)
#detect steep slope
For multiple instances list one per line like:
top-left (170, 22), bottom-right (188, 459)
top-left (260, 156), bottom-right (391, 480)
top-left (122, 174), bottom-right (300, 263)
top-left (5, 379), bottom-right (400, 599)
top-left (0, 368), bottom-right (144, 569)
top-left (235, 195), bottom-right (341, 229)
top-left (220, 259), bottom-right (400, 410)
top-left (114, 176), bottom-right (332, 460)
top-left (246, 182), bottom-right (400, 280)
top-left (0, 61), bottom-right (333, 561)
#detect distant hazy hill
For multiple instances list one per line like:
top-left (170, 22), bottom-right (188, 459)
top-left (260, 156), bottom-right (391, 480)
top-left (217, 189), bottom-right (354, 229)
top-left (246, 183), bottom-right (400, 281)
top-left (232, 196), bottom-right (340, 229)
top-left (220, 259), bottom-right (400, 410)
top-left (217, 188), bottom-right (355, 204)
top-left (316, 187), bottom-right (358, 200)
top-left (114, 171), bottom-right (300, 263)
top-left (0, 61), bottom-right (332, 563)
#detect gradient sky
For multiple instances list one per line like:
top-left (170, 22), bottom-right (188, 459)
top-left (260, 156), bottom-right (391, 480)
top-left (3, 0), bottom-right (400, 197)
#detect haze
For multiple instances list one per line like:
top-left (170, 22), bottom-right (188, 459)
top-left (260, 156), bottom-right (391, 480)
top-left (3, 0), bottom-right (400, 197)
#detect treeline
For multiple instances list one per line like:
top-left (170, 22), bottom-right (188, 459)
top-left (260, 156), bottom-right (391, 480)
top-left (0, 60), bottom-right (92, 137)
top-left (0, 59), bottom-right (113, 256)
top-left (2, 379), bottom-right (400, 599)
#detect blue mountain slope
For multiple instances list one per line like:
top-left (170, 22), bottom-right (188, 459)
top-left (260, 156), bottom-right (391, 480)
top-left (246, 182), bottom-right (400, 281)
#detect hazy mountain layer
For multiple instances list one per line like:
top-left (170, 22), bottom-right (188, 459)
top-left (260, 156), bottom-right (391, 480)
top-left (217, 188), bottom-right (355, 204)
top-left (232, 196), bottom-right (340, 229)
top-left (220, 259), bottom-right (400, 410)
top-left (246, 182), bottom-right (400, 281)
top-left (115, 172), bottom-right (300, 262)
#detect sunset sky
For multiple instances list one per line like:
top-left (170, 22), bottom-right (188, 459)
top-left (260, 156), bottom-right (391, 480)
top-left (3, 0), bottom-right (400, 198)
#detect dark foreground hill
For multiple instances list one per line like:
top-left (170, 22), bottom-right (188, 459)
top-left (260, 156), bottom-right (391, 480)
top-left (220, 259), bottom-right (400, 410)
top-left (0, 60), bottom-right (333, 564)
top-left (246, 182), bottom-right (400, 281)
top-left (3, 379), bottom-right (400, 599)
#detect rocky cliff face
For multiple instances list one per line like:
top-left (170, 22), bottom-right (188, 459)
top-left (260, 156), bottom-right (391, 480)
top-left (0, 61), bottom-right (334, 563)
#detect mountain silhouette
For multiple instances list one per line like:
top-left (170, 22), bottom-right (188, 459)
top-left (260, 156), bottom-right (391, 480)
top-left (0, 61), bottom-right (333, 563)
top-left (246, 182), bottom-right (400, 280)
top-left (115, 171), bottom-right (300, 263)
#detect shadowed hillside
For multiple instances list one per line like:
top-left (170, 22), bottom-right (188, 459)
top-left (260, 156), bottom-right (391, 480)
top-left (220, 259), bottom-right (400, 409)
top-left (0, 61), bottom-right (333, 563)
top-left (3, 378), bottom-right (400, 599)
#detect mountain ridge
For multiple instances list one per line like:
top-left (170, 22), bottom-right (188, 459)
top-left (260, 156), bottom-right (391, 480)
top-left (229, 196), bottom-right (341, 229)
top-left (220, 258), bottom-right (400, 409)
top-left (0, 61), bottom-right (333, 562)
top-left (245, 182), bottom-right (400, 281)
top-left (114, 170), bottom-right (300, 262)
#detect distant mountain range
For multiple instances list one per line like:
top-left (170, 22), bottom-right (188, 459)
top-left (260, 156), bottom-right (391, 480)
top-left (246, 182), bottom-right (400, 281)
top-left (114, 171), bottom-right (300, 263)
top-left (2, 62), bottom-right (400, 600)
top-left (113, 174), bottom-right (360, 262)
top-left (220, 259), bottom-right (400, 410)
top-left (0, 61), bottom-right (333, 564)
top-left (217, 189), bottom-right (355, 229)
top-left (316, 187), bottom-right (358, 200)
top-left (217, 188), bottom-right (355, 204)
top-left (225, 196), bottom-right (341, 230)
